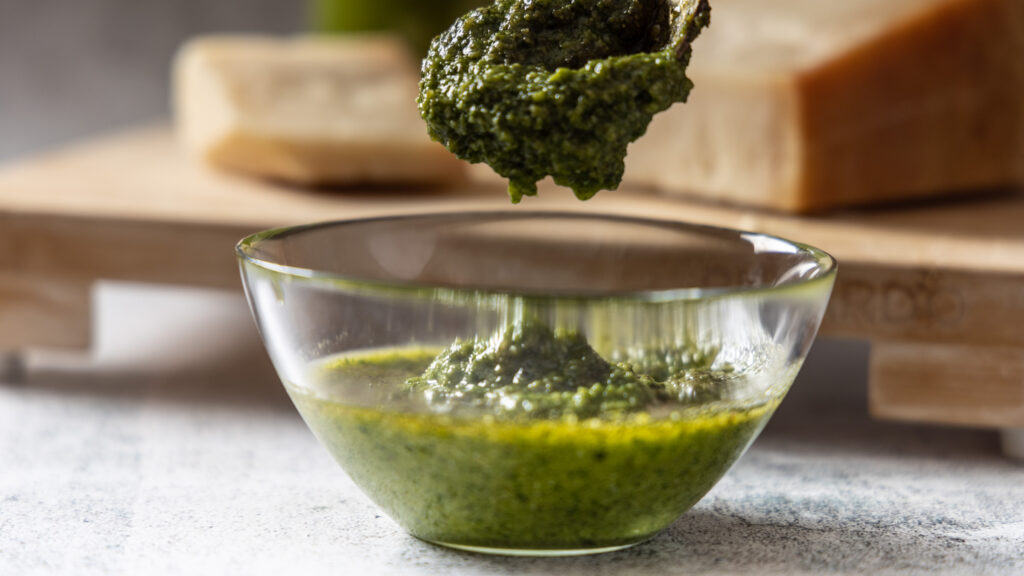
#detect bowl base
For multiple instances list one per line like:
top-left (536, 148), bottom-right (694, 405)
top-left (421, 538), bottom-right (648, 557)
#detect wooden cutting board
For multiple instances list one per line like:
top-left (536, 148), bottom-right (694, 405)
top-left (1, 125), bottom-right (1022, 431)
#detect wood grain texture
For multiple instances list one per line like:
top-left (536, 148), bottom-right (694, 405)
top-left (870, 341), bottom-right (1024, 428)
top-left (3, 127), bottom-right (1024, 430)
top-left (2, 127), bottom-right (1024, 268)
top-left (823, 266), bottom-right (1024, 348)
top-left (0, 273), bottom-right (91, 350)
top-left (1, 126), bottom-right (1024, 348)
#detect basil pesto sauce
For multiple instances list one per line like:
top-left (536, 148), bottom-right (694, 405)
top-left (417, 0), bottom-right (712, 202)
top-left (286, 321), bottom-right (776, 550)
top-left (405, 319), bottom-right (727, 419)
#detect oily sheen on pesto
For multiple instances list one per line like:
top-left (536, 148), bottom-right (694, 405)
top-left (285, 320), bottom-right (776, 551)
top-left (417, 0), bottom-right (712, 202)
top-left (404, 319), bottom-right (726, 419)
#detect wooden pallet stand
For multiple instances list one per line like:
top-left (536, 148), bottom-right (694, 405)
top-left (0, 127), bottom-right (1021, 457)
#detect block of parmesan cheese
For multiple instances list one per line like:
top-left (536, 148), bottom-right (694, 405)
top-left (626, 0), bottom-right (1024, 213)
top-left (174, 35), bottom-right (466, 186)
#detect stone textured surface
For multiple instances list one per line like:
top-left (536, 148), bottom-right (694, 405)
top-left (0, 283), bottom-right (1022, 575)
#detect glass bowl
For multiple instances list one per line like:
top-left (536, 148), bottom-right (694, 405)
top-left (237, 211), bottom-right (837, 556)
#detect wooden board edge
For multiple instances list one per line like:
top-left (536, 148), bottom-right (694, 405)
top-left (0, 272), bottom-right (92, 351)
top-left (869, 340), bottom-right (1024, 429)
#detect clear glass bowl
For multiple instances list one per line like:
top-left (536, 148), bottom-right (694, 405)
top-left (237, 212), bottom-right (836, 556)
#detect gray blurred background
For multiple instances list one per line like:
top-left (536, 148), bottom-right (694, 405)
top-left (0, 0), bottom-right (303, 161)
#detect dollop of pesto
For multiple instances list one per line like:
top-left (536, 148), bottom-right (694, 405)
top-left (417, 0), bottom-right (711, 202)
top-left (405, 319), bottom-right (723, 419)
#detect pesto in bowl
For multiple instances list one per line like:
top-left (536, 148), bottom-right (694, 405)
top-left (288, 340), bottom-right (778, 553)
top-left (238, 212), bottom-right (837, 555)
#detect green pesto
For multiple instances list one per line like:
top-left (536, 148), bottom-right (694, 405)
top-left (417, 0), bottom-right (711, 202)
top-left (286, 334), bottom-right (776, 551)
top-left (404, 319), bottom-right (726, 419)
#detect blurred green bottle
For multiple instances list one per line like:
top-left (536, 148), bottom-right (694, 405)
top-left (312, 0), bottom-right (485, 56)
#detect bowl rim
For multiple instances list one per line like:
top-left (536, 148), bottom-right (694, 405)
top-left (235, 211), bottom-right (838, 302)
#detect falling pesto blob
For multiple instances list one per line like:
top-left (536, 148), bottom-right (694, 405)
top-left (417, 0), bottom-right (712, 202)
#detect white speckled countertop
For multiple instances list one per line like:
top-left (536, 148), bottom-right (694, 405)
top-left (1, 284), bottom-right (1022, 575)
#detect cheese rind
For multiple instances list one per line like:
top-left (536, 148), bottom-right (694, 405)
top-left (174, 35), bottom-right (466, 186)
top-left (626, 0), bottom-right (1024, 213)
